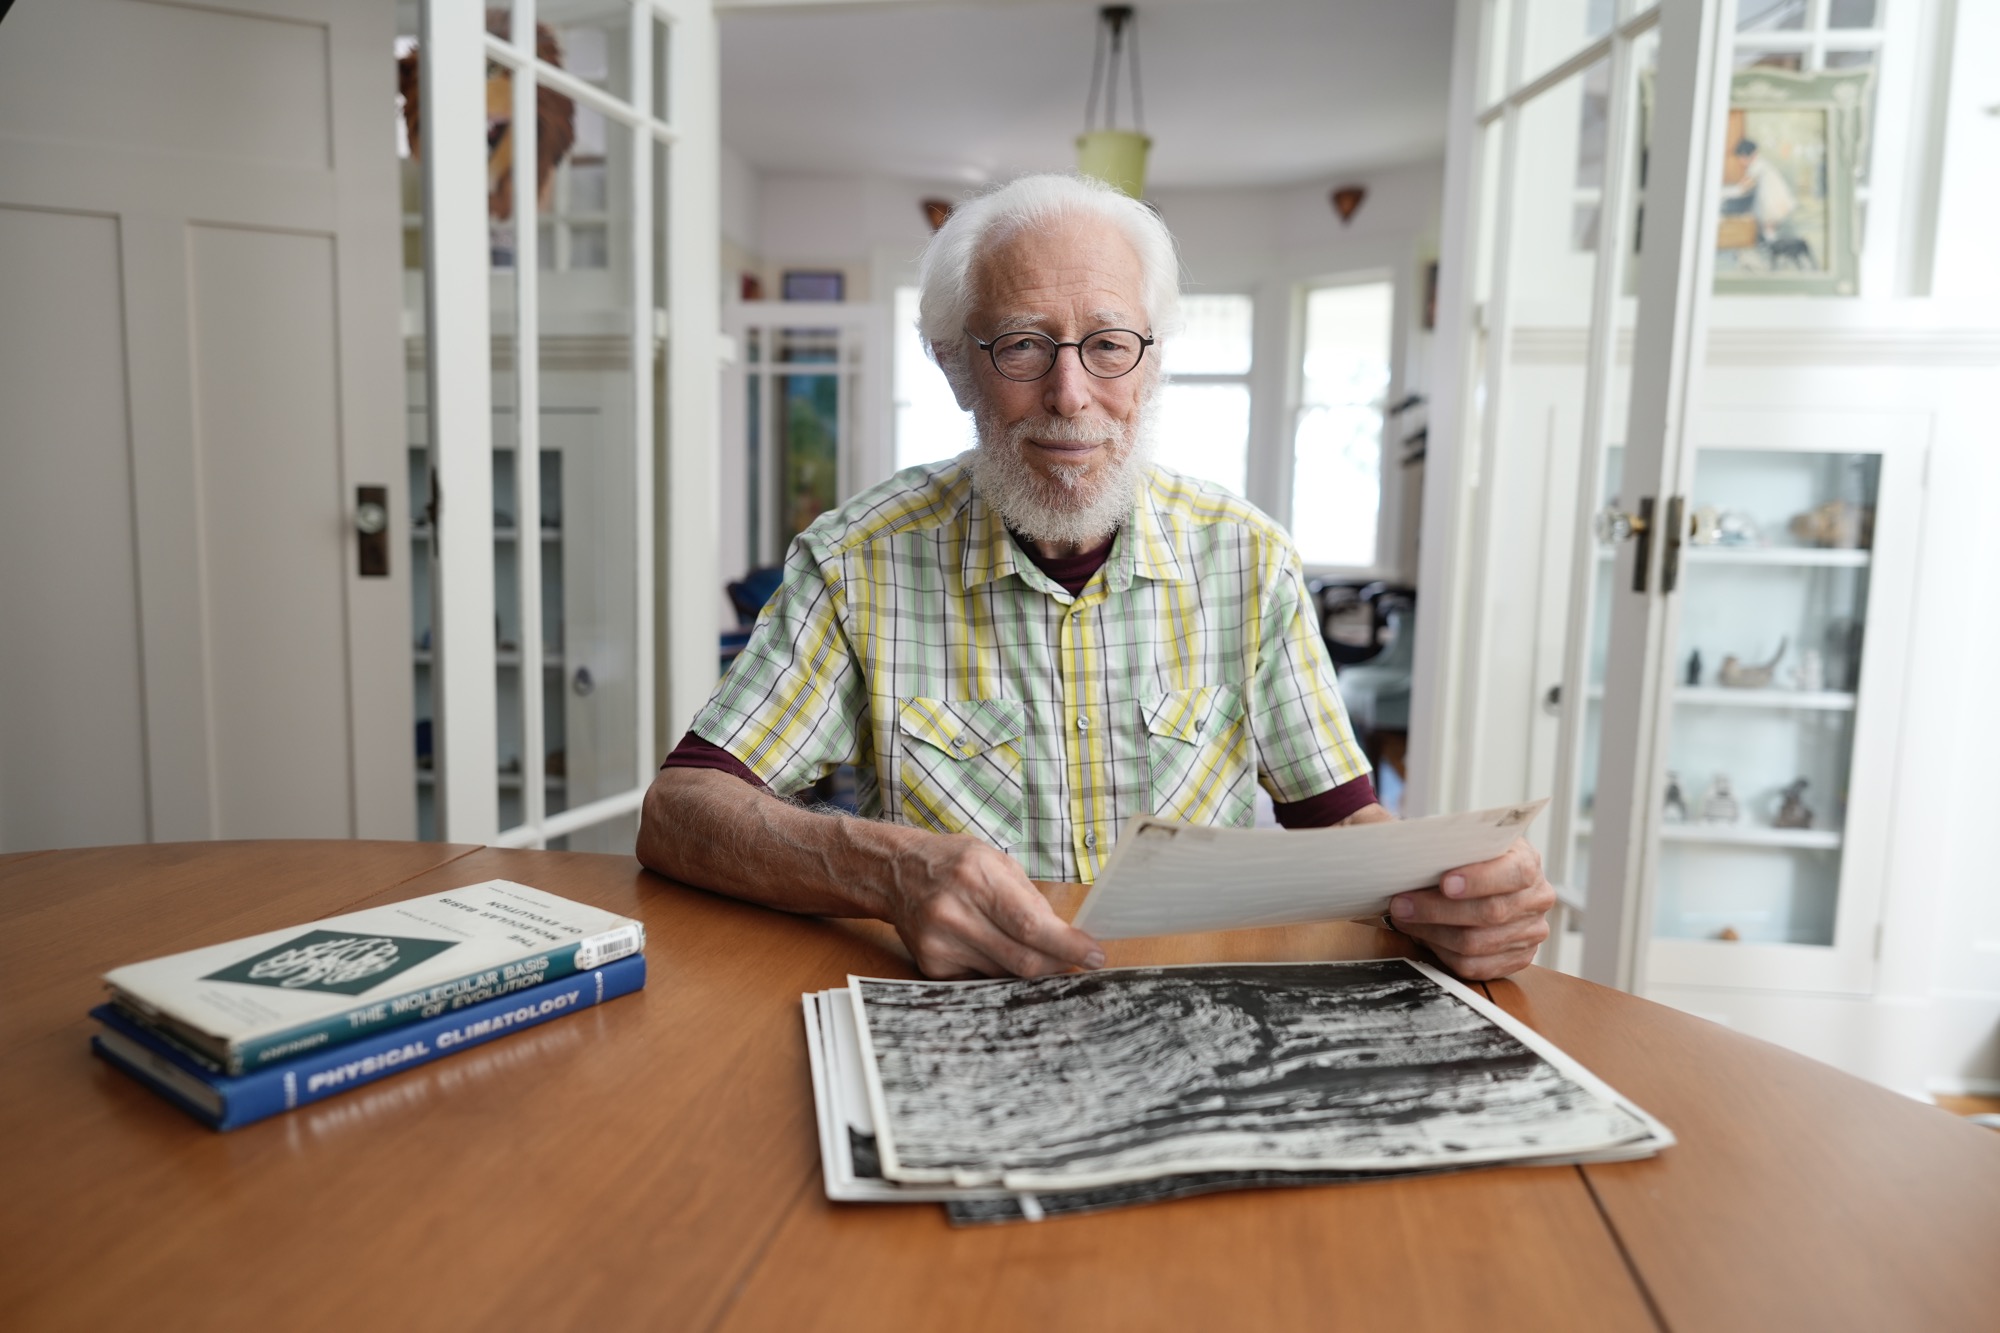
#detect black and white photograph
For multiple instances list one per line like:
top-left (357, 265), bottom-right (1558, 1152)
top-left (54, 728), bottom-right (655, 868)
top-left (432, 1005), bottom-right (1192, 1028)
top-left (851, 960), bottom-right (1666, 1190)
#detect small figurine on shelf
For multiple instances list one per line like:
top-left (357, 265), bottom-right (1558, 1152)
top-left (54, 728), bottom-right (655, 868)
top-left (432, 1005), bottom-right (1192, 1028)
top-left (1719, 637), bottom-right (1788, 688)
top-left (1789, 500), bottom-right (1873, 549)
top-left (1663, 772), bottom-right (1688, 823)
top-left (1717, 926), bottom-right (1742, 942)
top-left (1774, 778), bottom-right (1815, 829)
top-left (1688, 504), bottom-right (1722, 546)
top-left (1716, 509), bottom-right (1762, 547)
top-left (1700, 773), bottom-right (1740, 824)
top-left (1790, 648), bottom-right (1825, 693)
top-left (1686, 649), bottom-right (1703, 687)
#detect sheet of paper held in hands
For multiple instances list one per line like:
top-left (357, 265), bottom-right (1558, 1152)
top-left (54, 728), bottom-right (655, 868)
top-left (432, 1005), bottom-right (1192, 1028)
top-left (1070, 798), bottom-right (1550, 940)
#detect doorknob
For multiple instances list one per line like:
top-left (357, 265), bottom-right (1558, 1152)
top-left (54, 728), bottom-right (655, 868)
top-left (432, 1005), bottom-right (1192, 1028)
top-left (1595, 497), bottom-right (1657, 593)
top-left (1593, 503), bottom-right (1648, 545)
top-left (355, 485), bottom-right (389, 578)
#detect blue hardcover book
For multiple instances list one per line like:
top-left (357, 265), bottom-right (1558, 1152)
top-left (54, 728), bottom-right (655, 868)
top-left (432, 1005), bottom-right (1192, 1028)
top-left (91, 953), bottom-right (646, 1130)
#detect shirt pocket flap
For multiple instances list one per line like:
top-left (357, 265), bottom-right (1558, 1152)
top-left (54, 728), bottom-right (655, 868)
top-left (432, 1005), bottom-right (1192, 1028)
top-left (898, 697), bottom-right (1028, 759)
top-left (1142, 685), bottom-right (1236, 744)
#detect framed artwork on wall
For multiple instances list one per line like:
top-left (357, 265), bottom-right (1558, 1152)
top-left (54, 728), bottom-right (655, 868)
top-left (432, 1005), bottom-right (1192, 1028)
top-left (1712, 67), bottom-right (1872, 296)
top-left (1637, 66), bottom-right (1872, 297)
top-left (782, 270), bottom-right (845, 302)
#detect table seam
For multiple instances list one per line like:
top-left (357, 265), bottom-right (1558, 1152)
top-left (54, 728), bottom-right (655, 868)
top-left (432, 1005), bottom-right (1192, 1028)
top-left (699, 1164), bottom-right (822, 1333)
top-left (283, 843), bottom-right (491, 919)
top-left (1580, 1165), bottom-right (1670, 1333)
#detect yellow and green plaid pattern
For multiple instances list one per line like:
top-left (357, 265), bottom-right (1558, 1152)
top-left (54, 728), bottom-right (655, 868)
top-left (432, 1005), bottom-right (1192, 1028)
top-left (691, 455), bottom-right (1369, 882)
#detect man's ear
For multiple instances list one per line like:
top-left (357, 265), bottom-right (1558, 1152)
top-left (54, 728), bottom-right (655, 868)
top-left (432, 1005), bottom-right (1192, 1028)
top-left (931, 339), bottom-right (979, 412)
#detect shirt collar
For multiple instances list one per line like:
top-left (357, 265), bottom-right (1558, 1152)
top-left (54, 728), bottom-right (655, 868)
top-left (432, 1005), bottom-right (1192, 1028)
top-left (959, 463), bottom-right (1191, 596)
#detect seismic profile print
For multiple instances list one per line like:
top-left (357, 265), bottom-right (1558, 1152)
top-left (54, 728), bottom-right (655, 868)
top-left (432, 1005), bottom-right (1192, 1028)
top-left (853, 959), bottom-right (1650, 1188)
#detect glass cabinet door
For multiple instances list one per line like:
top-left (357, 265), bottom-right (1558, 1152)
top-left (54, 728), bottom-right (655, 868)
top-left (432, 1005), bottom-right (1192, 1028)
top-left (1641, 413), bottom-right (1919, 996)
top-left (1558, 405), bottom-right (1921, 997)
top-left (1654, 446), bottom-right (1876, 948)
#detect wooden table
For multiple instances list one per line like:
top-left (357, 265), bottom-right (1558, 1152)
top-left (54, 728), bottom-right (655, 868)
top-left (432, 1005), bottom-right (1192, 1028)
top-left (2, 842), bottom-right (1996, 1332)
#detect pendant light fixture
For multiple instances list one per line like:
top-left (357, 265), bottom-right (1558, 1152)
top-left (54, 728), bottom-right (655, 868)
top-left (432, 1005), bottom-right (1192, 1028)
top-left (1076, 5), bottom-right (1150, 198)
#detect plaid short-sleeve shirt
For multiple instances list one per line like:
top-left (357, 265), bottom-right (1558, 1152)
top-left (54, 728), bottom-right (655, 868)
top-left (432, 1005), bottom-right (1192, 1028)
top-left (691, 455), bottom-right (1369, 882)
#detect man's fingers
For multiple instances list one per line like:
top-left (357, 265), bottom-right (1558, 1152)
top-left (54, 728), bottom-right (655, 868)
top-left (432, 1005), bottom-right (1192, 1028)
top-left (1429, 941), bottom-right (1543, 982)
top-left (1395, 911), bottom-right (1550, 968)
top-left (1437, 837), bottom-right (1543, 900)
top-left (1393, 881), bottom-right (1551, 930)
top-left (903, 872), bottom-right (1103, 979)
top-left (959, 915), bottom-right (1085, 979)
top-left (982, 887), bottom-right (1105, 970)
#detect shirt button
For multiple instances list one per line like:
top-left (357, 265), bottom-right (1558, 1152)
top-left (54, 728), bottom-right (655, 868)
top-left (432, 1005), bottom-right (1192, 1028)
top-left (953, 735), bottom-right (968, 750)
top-left (1083, 831), bottom-right (1097, 849)
top-left (1076, 716), bottom-right (1090, 731)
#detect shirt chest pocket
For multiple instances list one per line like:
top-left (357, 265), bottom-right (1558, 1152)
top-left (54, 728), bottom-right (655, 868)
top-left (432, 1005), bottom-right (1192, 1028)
top-left (896, 697), bottom-right (1028, 848)
top-left (1142, 684), bottom-right (1254, 827)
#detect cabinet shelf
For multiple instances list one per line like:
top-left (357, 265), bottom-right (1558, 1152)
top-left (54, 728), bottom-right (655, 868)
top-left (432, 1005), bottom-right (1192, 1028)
top-left (1576, 818), bottom-right (1842, 851)
top-left (1585, 685), bottom-right (1857, 711)
top-left (1675, 687), bottom-right (1856, 711)
top-left (1598, 545), bottom-right (1869, 568)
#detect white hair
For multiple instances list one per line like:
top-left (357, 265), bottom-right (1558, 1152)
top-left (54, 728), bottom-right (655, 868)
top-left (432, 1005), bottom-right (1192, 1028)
top-left (917, 173), bottom-right (1184, 396)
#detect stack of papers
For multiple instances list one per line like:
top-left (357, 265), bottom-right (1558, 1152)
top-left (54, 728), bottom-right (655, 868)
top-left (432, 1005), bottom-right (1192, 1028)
top-left (803, 958), bottom-right (1670, 1224)
top-left (1072, 799), bottom-right (1549, 939)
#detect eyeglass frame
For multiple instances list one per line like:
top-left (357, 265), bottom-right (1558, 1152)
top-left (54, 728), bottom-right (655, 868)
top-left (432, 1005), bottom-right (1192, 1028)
top-left (964, 326), bottom-right (1156, 382)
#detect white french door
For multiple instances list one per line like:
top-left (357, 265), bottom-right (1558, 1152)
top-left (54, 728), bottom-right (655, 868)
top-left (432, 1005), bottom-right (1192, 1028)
top-left (1415, 0), bottom-right (1741, 987)
top-left (419, 0), bottom-right (717, 850)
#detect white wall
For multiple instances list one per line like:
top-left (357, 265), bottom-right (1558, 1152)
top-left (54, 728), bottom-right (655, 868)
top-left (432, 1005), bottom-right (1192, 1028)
top-left (738, 161), bottom-right (1445, 576)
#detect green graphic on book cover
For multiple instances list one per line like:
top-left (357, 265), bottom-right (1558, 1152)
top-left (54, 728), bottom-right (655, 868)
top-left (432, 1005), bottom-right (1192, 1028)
top-left (203, 930), bottom-right (459, 997)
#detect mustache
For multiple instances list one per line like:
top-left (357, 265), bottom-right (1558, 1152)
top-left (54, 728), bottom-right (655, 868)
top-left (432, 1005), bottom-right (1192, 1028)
top-left (1007, 415), bottom-right (1122, 445)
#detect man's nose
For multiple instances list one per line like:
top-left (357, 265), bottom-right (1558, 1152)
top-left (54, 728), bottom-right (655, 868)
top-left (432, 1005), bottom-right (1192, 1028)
top-left (1041, 346), bottom-right (1096, 418)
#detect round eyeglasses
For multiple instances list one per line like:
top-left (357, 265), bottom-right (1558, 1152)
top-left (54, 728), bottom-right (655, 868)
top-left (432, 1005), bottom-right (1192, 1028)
top-left (967, 327), bottom-right (1155, 382)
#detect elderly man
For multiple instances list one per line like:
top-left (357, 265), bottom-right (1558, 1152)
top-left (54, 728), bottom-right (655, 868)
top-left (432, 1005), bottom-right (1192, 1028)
top-left (637, 173), bottom-right (1552, 981)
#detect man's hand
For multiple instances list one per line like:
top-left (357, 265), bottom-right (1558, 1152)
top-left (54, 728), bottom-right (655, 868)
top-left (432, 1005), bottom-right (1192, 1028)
top-left (881, 833), bottom-right (1106, 980)
top-left (1386, 837), bottom-right (1554, 981)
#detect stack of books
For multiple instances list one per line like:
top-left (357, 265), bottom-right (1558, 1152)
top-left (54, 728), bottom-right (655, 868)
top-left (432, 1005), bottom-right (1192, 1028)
top-left (92, 879), bottom-right (646, 1130)
top-left (804, 958), bottom-right (1672, 1224)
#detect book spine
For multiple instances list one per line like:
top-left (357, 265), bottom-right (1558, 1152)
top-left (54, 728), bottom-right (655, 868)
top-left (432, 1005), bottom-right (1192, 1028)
top-left (230, 922), bottom-right (642, 1074)
top-left (94, 955), bottom-right (647, 1130)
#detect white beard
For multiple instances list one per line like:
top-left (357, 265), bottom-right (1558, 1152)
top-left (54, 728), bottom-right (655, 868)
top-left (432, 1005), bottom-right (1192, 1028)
top-left (968, 389), bottom-right (1159, 548)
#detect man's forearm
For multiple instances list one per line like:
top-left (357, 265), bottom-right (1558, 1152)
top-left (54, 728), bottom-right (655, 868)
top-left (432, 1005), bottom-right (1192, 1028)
top-left (1337, 802), bottom-right (1394, 826)
top-left (637, 766), bottom-right (932, 919)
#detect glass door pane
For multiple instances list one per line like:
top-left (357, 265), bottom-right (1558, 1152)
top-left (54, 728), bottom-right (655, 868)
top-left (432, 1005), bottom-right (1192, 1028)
top-left (1550, 28), bottom-right (1655, 919)
top-left (540, 92), bottom-right (639, 854)
top-left (1654, 446), bottom-right (1877, 944)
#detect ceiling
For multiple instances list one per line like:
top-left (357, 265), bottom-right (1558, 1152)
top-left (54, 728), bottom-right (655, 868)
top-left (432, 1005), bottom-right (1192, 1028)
top-left (716, 0), bottom-right (1458, 190)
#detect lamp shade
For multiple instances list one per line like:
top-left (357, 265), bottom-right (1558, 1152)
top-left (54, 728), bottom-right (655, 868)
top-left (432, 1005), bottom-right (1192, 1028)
top-left (1076, 129), bottom-right (1151, 199)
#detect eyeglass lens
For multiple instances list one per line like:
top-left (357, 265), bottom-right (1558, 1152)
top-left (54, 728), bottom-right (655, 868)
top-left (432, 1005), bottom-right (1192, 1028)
top-left (989, 330), bottom-right (1145, 381)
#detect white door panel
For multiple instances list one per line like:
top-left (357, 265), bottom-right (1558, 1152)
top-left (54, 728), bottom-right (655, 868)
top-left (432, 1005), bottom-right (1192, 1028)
top-left (0, 207), bottom-right (150, 850)
top-left (0, 0), bottom-right (413, 849)
top-left (187, 225), bottom-right (356, 838)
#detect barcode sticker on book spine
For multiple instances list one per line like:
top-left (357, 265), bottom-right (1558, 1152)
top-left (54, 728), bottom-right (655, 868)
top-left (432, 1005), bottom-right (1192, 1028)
top-left (574, 925), bottom-right (643, 970)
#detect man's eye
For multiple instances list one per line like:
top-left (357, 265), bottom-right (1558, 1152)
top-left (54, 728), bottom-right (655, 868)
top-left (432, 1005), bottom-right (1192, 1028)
top-left (1086, 335), bottom-right (1127, 353)
top-left (1000, 336), bottom-right (1043, 353)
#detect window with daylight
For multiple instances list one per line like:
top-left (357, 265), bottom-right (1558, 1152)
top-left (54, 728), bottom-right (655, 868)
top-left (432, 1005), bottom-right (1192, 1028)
top-left (1156, 294), bottom-right (1254, 496)
top-left (893, 286), bottom-right (975, 472)
top-left (1290, 281), bottom-right (1393, 568)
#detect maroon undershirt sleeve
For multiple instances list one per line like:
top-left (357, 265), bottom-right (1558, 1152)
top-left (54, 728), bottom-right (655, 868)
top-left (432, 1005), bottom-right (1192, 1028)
top-left (660, 731), bottom-right (767, 789)
top-left (665, 531), bottom-right (1378, 824)
top-left (1270, 773), bottom-right (1380, 828)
